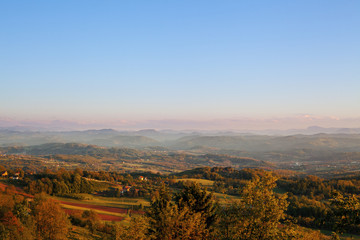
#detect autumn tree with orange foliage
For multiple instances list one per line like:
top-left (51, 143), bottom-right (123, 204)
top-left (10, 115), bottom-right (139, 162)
top-left (32, 194), bottom-right (70, 240)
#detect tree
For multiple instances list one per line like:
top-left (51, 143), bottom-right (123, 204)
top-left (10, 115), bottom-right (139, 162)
top-left (82, 210), bottom-right (100, 233)
top-left (147, 185), bottom-right (173, 239)
top-left (217, 203), bottom-right (243, 239)
top-left (113, 216), bottom-right (149, 240)
top-left (33, 196), bottom-right (70, 240)
top-left (147, 185), bottom-right (209, 240)
top-left (71, 173), bottom-right (82, 193)
top-left (0, 211), bottom-right (24, 240)
top-left (218, 172), bottom-right (290, 240)
top-left (175, 182), bottom-right (217, 229)
top-left (330, 232), bottom-right (340, 240)
top-left (330, 191), bottom-right (360, 233)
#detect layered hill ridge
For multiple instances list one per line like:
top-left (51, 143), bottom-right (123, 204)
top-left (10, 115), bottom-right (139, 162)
top-left (171, 134), bottom-right (360, 152)
top-left (2, 129), bottom-right (360, 152)
top-left (0, 143), bottom-right (273, 173)
top-left (1, 129), bottom-right (360, 176)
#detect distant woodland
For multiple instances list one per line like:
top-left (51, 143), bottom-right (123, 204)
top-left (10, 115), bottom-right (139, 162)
top-left (1, 129), bottom-right (360, 177)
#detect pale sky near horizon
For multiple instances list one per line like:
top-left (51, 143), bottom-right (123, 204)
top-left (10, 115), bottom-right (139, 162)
top-left (1, 1), bottom-right (359, 130)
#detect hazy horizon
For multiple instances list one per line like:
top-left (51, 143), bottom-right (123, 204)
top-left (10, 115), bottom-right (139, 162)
top-left (1, 1), bottom-right (359, 131)
top-left (1, 115), bottom-right (360, 132)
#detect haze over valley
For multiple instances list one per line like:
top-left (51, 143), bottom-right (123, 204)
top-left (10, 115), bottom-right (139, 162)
top-left (1, 127), bottom-right (360, 177)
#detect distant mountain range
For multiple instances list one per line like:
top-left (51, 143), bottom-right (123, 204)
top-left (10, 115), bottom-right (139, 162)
top-left (1, 127), bottom-right (360, 153)
top-left (2, 127), bottom-right (360, 175)
top-left (172, 134), bottom-right (360, 152)
top-left (255, 126), bottom-right (360, 135)
top-left (2, 125), bottom-right (360, 135)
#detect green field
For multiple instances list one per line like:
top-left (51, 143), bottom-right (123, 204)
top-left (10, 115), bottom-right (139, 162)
top-left (61, 203), bottom-right (127, 218)
top-left (174, 178), bottom-right (215, 186)
top-left (211, 192), bottom-right (242, 205)
top-left (54, 194), bottom-right (150, 209)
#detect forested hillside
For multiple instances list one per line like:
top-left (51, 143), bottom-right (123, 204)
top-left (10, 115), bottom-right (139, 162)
top-left (1, 165), bottom-right (360, 239)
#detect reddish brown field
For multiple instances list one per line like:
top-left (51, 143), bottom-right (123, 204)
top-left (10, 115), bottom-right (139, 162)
top-left (0, 181), bottom-right (143, 222)
top-left (0, 182), bottom-right (33, 198)
top-left (0, 182), bottom-right (6, 191)
top-left (97, 214), bottom-right (124, 221)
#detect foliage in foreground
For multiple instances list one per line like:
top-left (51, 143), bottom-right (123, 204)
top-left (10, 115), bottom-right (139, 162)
top-left (0, 190), bottom-right (70, 240)
top-left (120, 172), bottom-right (329, 240)
top-left (2, 166), bottom-right (358, 240)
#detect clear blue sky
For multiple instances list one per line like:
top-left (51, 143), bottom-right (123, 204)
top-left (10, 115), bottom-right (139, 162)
top-left (1, 1), bottom-right (359, 130)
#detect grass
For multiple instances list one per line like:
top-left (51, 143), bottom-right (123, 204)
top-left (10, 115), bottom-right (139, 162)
top-left (90, 195), bottom-right (150, 207)
top-left (211, 192), bottom-right (242, 205)
top-left (320, 229), bottom-right (360, 240)
top-left (340, 233), bottom-right (360, 240)
top-left (53, 194), bottom-right (150, 209)
top-left (61, 203), bottom-right (127, 218)
top-left (52, 192), bottom-right (149, 222)
top-left (174, 178), bottom-right (215, 186)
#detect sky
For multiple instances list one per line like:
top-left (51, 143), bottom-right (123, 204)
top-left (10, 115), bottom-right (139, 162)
top-left (1, 1), bottom-right (359, 130)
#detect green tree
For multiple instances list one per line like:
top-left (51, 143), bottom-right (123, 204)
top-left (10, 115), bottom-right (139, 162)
top-left (330, 191), bottom-right (360, 233)
top-left (71, 173), bottom-right (82, 193)
top-left (82, 210), bottom-right (101, 233)
top-left (147, 185), bottom-right (173, 239)
top-left (175, 182), bottom-right (217, 229)
top-left (113, 216), bottom-right (149, 240)
top-left (218, 172), bottom-right (290, 240)
top-left (217, 203), bottom-right (243, 239)
top-left (147, 185), bottom-right (209, 240)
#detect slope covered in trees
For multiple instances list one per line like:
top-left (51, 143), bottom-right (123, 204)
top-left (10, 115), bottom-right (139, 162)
top-left (2, 165), bottom-right (360, 239)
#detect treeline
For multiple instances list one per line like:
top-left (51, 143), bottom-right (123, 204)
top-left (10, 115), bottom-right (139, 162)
top-left (175, 167), bottom-right (275, 195)
top-left (175, 167), bottom-right (360, 234)
top-left (175, 166), bottom-right (360, 198)
top-left (279, 175), bottom-right (360, 233)
top-left (24, 169), bottom-right (94, 195)
top-left (278, 175), bottom-right (360, 198)
top-left (22, 168), bottom-right (162, 200)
